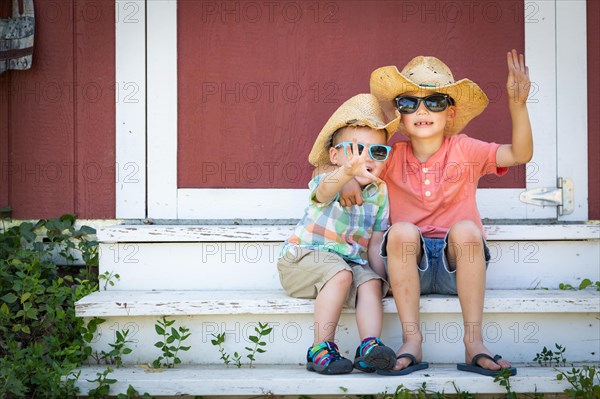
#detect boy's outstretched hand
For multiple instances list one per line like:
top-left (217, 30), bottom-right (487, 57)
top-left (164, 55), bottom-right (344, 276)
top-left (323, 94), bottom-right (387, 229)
top-left (340, 139), bottom-right (379, 183)
top-left (506, 49), bottom-right (530, 105)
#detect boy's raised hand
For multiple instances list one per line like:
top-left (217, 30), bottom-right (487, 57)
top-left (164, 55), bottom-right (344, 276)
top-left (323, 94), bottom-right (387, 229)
top-left (506, 49), bottom-right (530, 105)
top-left (340, 139), bottom-right (378, 183)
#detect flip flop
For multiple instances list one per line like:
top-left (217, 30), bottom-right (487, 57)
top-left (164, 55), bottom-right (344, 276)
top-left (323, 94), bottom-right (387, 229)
top-left (457, 353), bottom-right (517, 377)
top-left (376, 353), bottom-right (429, 376)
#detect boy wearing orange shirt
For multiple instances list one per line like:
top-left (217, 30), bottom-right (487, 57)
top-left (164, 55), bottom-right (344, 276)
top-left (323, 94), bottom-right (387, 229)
top-left (345, 50), bottom-right (532, 376)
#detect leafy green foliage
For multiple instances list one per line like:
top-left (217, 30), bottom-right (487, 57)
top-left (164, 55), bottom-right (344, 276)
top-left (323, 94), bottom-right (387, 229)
top-left (556, 365), bottom-right (600, 399)
top-left (245, 322), bottom-right (273, 367)
top-left (559, 278), bottom-right (600, 291)
top-left (210, 322), bottom-right (272, 368)
top-left (0, 215), bottom-right (99, 398)
top-left (151, 316), bottom-right (191, 368)
top-left (533, 343), bottom-right (567, 367)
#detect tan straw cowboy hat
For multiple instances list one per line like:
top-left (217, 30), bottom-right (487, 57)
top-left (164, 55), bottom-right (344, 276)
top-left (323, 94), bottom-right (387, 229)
top-left (370, 56), bottom-right (489, 136)
top-left (308, 93), bottom-right (400, 167)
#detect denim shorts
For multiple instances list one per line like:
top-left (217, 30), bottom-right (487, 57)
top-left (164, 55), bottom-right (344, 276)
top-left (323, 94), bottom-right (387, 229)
top-left (380, 228), bottom-right (491, 295)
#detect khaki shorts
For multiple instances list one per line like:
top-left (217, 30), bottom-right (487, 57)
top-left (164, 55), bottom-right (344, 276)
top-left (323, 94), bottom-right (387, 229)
top-left (277, 246), bottom-right (389, 309)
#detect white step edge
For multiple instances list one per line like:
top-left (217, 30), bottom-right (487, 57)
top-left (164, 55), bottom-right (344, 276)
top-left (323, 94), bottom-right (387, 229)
top-left (72, 364), bottom-right (580, 395)
top-left (75, 289), bottom-right (600, 318)
top-left (97, 223), bottom-right (600, 243)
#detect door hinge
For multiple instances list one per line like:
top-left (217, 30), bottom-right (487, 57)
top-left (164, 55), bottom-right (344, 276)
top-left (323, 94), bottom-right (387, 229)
top-left (519, 177), bottom-right (574, 216)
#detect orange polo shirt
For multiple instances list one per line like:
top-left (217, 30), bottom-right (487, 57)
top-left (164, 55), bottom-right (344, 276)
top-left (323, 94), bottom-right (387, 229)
top-left (382, 134), bottom-right (508, 238)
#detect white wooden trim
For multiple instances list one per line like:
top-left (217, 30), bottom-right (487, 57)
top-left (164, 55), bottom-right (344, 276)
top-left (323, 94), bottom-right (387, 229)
top-left (96, 223), bottom-right (600, 243)
top-left (115, 0), bottom-right (146, 218)
top-left (147, 0), bottom-right (178, 218)
top-left (556, 0), bottom-right (588, 220)
top-left (177, 188), bottom-right (540, 220)
top-left (76, 289), bottom-right (600, 317)
top-left (522, 0), bottom-right (558, 219)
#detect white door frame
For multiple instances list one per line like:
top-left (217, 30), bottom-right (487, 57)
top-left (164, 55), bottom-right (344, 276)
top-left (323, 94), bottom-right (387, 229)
top-left (115, 0), bottom-right (588, 221)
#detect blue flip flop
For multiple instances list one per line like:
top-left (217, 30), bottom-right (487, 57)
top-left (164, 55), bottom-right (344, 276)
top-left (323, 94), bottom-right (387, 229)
top-left (457, 353), bottom-right (517, 377)
top-left (376, 353), bottom-right (429, 376)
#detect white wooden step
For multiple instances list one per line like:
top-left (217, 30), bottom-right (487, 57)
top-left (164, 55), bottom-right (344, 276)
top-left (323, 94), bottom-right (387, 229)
top-left (97, 224), bottom-right (600, 291)
top-left (73, 364), bottom-right (581, 396)
top-left (76, 289), bottom-right (600, 317)
top-left (75, 290), bottom-right (600, 364)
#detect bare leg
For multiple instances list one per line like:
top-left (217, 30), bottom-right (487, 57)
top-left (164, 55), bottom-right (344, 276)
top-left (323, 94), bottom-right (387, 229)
top-left (313, 269), bottom-right (353, 344)
top-left (447, 220), bottom-right (512, 370)
top-left (386, 222), bottom-right (424, 370)
top-left (355, 278), bottom-right (383, 339)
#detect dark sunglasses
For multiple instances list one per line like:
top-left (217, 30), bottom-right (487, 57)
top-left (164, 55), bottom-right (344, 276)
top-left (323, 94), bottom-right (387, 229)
top-left (394, 94), bottom-right (455, 114)
top-left (334, 141), bottom-right (392, 162)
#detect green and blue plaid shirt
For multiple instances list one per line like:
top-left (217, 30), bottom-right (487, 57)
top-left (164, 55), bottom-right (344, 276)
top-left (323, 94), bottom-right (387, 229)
top-left (282, 173), bottom-right (390, 264)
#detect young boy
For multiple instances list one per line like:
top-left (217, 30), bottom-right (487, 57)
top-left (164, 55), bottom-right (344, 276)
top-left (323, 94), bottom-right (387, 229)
top-left (277, 94), bottom-right (400, 375)
top-left (343, 50), bottom-right (532, 376)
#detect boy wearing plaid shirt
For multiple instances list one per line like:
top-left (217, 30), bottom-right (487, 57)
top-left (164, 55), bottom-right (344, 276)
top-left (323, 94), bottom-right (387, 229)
top-left (277, 94), bottom-right (399, 375)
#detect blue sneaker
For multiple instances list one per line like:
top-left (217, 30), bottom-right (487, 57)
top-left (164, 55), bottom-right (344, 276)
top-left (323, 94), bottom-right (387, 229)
top-left (306, 341), bottom-right (353, 375)
top-left (353, 337), bottom-right (396, 372)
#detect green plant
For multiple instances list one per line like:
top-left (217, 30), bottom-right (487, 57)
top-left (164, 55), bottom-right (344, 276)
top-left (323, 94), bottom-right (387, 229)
top-left (0, 215), bottom-right (99, 399)
top-left (86, 367), bottom-right (117, 399)
top-left (211, 332), bottom-right (242, 368)
top-left (533, 343), bottom-right (567, 367)
top-left (559, 278), bottom-right (600, 291)
top-left (210, 322), bottom-right (273, 368)
top-left (245, 321), bottom-right (273, 367)
top-left (116, 384), bottom-right (153, 399)
top-left (152, 316), bottom-right (191, 368)
top-left (556, 365), bottom-right (600, 399)
top-left (104, 328), bottom-right (134, 368)
top-left (99, 270), bottom-right (121, 290)
top-left (494, 368), bottom-right (517, 399)
top-left (451, 382), bottom-right (474, 399)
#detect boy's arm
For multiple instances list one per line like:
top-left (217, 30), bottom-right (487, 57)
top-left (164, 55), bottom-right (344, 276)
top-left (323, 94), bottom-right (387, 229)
top-left (368, 231), bottom-right (386, 279)
top-left (312, 164), bottom-right (365, 206)
top-left (313, 140), bottom-right (375, 204)
top-left (496, 49), bottom-right (534, 168)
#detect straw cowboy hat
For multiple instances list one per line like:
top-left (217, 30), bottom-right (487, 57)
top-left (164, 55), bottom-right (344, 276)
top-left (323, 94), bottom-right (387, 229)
top-left (370, 56), bottom-right (489, 136)
top-left (308, 93), bottom-right (400, 167)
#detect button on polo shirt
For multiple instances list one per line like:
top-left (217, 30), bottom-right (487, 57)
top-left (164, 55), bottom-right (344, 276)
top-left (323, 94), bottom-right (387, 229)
top-left (381, 134), bottom-right (508, 239)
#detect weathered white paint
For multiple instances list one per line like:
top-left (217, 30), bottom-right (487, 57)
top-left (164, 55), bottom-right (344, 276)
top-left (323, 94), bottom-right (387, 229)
top-left (97, 223), bottom-right (600, 242)
top-left (115, 0), bottom-right (146, 218)
top-left (72, 364), bottom-right (575, 396)
top-left (76, 289), bottom-right (600, 318)
top-left (556, 0), bottom-right (588, 221)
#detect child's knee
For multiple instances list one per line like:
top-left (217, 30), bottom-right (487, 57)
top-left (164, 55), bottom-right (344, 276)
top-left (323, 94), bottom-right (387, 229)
top-left (330, 269), bottom-right (353, 287)
top-left (387, 222), bottom-right (420, 253)
top-left (448, 220), bottom-right (482, 244)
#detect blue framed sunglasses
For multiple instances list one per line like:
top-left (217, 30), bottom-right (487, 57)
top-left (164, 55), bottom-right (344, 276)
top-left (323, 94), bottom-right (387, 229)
top-left (334, 141), bottom-right (392, 161)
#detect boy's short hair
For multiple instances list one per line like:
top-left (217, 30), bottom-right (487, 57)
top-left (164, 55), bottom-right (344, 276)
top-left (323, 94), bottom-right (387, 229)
top-left (329, 125), bottom-right (386, 149)
top-left (308, 94), bottom-right (400, 167)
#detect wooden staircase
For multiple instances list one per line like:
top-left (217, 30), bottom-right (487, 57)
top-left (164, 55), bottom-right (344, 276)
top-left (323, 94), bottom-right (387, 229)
top-left (73, 223), bottom-right (600, 397)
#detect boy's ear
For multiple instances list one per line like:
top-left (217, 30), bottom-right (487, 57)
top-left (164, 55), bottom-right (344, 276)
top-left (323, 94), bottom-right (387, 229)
top-left (329, 146), bottom-right (339, 165)
top-left (446, 105), bottom-right (457, 121)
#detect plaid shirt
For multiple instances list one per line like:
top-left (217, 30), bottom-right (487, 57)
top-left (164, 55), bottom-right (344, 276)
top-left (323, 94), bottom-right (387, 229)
top-left (282, 173), bottom-right (390, 264)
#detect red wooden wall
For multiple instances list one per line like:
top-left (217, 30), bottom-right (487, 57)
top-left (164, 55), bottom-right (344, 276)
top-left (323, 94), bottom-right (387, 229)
top-left (0, 0), bottom-right (115, 219)
top-left (0, 1), bottom-right (598, 219)
top-left (178, 0), bottom-right (526, 189)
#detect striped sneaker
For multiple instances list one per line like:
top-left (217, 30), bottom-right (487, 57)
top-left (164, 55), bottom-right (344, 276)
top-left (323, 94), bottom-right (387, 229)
top-left (306, 341), bottom-right (353, 375)
top-left (353, 337), bottom-right (396, 372)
